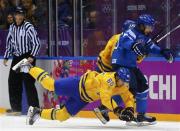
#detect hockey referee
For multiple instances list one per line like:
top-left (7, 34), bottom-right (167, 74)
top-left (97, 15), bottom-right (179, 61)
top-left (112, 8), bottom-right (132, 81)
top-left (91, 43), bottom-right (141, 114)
top-left (3, 6), bottom-right (40, 115)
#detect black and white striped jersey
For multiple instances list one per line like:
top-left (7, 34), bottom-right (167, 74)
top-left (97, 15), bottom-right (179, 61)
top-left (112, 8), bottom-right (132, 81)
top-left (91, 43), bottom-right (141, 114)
top-left (4, 21), bottom-right (40, 59)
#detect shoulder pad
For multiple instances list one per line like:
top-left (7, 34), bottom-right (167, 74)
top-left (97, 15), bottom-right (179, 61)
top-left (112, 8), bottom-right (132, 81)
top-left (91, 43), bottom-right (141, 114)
top-left (123, 29), bottom-right (136, 40)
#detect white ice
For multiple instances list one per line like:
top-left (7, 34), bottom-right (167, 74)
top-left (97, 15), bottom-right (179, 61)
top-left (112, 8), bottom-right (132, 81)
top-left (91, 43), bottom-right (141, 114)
top-left (0, 115), bottom-right (180, 131)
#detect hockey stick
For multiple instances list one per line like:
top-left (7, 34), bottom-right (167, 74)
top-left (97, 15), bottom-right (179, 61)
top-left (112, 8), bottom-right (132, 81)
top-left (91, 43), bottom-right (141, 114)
top-left (146, 24), bottom-right (180, 63)
top-left (152, 14), bottom-right (180, 41)
top-left (157, 24), bottom-right (180, 43)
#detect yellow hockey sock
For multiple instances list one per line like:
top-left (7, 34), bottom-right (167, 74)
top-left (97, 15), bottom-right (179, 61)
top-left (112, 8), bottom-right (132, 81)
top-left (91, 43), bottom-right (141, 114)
top-left (40, 107), bottom-right (71, 122)
top-left (40, 108), bottom-right (54, 120)
top-left (29, 67), bottom-right (55, 91)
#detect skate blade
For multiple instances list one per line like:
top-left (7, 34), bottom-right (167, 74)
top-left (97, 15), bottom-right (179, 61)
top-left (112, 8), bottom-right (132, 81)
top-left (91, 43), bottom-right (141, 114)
top-left (93, 108), bottom-right (108, 124)
top-left (26, 106), bottom-right (34, 125)
top-left (126, 121), bottom-right (157, 126)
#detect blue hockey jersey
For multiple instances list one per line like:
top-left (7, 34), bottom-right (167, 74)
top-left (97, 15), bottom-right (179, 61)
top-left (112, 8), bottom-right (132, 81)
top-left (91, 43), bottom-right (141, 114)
top-left (111, 28), bottom-right (161, 68)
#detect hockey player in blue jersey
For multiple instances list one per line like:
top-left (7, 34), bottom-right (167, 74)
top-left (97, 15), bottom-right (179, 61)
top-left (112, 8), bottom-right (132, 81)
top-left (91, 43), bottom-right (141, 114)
top-left (111, 14), bottom-right (174, 125)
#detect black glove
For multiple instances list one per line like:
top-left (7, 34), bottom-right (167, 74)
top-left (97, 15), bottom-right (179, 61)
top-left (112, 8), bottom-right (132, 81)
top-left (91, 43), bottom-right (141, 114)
top-left (161, 49), bottom-right (174, 63)
top-left (114, 107), bottom-right (134, 121)
top-left (132, 42), bottom-right (147, 57)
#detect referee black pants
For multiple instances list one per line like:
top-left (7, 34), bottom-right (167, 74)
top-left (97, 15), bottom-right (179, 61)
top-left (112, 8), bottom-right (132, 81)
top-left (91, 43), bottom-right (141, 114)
top-left (8, 53), bottom-right (39, 112)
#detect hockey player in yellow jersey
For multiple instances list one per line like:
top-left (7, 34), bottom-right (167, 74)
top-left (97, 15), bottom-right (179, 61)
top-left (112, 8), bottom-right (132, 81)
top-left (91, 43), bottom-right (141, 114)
top-left (97, 34), bottom-right (121, 72)
top-left (12, 58), bottom-right (135, 125)
top-left (94, 20), bottom-right (137, 124)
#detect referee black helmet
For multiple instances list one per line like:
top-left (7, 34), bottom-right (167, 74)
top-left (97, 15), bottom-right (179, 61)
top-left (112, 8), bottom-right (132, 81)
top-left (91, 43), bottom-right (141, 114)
top-left (15, 6), bottom-right (25, 15)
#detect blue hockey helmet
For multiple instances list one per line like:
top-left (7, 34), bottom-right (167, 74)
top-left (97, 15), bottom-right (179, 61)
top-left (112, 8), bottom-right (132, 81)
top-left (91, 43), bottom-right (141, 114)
top-left (116, 67), bottom-right (130, 83)
top-left (137, 14), bottom-right (155, 27)
top-left (122, 20), bottom-right (136, 31)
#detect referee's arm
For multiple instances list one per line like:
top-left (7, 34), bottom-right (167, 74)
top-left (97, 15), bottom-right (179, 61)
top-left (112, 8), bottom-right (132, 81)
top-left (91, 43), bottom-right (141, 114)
top-left (4, 27), bottom-right (13, 60)
top-left (27, 26), bottom-right (41, 58)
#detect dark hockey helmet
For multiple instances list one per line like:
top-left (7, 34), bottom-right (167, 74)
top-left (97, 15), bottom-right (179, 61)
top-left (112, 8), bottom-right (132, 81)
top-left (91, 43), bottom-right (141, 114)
top-left (15, 6), bottom-right (25, 15)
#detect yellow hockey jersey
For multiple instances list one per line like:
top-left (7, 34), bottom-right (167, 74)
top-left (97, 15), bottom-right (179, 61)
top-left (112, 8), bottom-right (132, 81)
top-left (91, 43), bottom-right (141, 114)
top-left (97, 34), bottom-right (121, 72)
top-left (79, 70), bottom-right (134, 111)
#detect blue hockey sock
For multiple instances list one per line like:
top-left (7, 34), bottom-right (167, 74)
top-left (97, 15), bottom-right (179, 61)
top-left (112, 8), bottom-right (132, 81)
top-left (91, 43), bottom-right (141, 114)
top-left (136, 90), bottom-right (149, 113)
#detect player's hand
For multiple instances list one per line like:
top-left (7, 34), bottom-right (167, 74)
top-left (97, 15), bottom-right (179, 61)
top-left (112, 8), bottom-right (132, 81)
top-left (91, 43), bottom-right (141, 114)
top-left (161, 49), bottom-right (174, 63)
top-left (120, 107), bottom-right (134, 121)
top-left (114, 107), bottom-right (134, 121)
top-left (113, 106), bottom-right (123, 116)
top-left (3, 59), bottom-right (8, 66)
top-left (27, 57), bottom-right (34, 63)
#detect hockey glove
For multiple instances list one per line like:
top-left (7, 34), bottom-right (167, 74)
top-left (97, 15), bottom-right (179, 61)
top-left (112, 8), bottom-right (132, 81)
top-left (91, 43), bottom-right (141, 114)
top-left (161, 49), bottom-right (174, 63)
top-left (114, 107), bottom-right (134, 121)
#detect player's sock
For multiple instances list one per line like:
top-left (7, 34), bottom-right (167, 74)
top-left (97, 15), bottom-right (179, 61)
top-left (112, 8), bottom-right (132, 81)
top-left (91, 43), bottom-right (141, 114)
top-left (136, 90), bottom-right (156, 124)
top-left (40, 107), bottom-right (71, 122)
top-left (136, 90), bottom-right (148, 113)
top-left (29, 67), bottom-right (55, 91)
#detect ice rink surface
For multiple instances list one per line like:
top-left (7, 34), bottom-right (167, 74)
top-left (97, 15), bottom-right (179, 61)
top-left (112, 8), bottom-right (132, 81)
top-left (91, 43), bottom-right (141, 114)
top-left (0, 115), bottom-right (180, 131)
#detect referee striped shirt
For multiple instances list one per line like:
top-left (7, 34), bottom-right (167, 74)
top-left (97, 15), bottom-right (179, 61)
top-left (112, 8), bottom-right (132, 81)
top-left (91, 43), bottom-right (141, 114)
top-left (4, 21), bottom-right (40, 59)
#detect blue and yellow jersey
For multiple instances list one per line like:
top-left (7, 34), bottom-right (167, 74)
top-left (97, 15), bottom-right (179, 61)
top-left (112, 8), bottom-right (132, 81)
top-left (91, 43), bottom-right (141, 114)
top-left (97, 34), bottom-right (121, 72)
top-left (97, 33), bottom-right (150, 70)
top-left (79, 70), bottom-right (134, 111)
